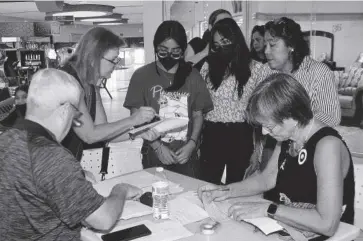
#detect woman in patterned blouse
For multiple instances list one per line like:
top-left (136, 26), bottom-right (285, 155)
top-left (199, 18), bottom-right (262, 185)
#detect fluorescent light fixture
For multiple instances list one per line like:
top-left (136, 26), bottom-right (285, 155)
top-left (77, 13), bottom-right (123, 22)
top-left (49, 4), bottom-right (114, 18)
top-left (1, 37), bottom-right (19, 43)
top-left (94, 19), bottom-right (128, 26)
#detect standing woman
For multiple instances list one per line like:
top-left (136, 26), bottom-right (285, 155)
top-left (124, 21), bottom-right (213, 178)
top-left (250, 25), bottom-right (267, 63)
top-left (60, 27), bottom-right (155, 161)
top-left (242, 17), bottom-right (341, 175)
top-left (200, 18), bottom-right (261, 184)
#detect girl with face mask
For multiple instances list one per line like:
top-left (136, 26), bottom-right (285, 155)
top-left (0, 85), bottom-right (28, 127)
top-left (124, 20), bottom-right (213, 178)
top-left (199, 18), bottom-right (263, 185)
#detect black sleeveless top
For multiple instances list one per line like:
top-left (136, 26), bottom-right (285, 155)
top-left (264, 127), bottom-right (355, 224)
top-left (59, 63), bottom-right (102, 161)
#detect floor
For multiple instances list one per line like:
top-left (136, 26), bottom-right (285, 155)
top-left (100, 65), bottom-right (363, 239)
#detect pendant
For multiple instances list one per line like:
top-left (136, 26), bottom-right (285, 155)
top-left (298, 149), bottom-right (307, 165)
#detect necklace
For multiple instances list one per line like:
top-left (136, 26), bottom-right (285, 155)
top-left (288, 118), bottom-right (315, 157)
top-left (159, 69), bottom-right (174, 86)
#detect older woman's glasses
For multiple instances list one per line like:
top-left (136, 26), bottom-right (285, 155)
top-left (263, 124), bottom-right (278, 133)
top-left (103, 57), bottom-right (122, 66)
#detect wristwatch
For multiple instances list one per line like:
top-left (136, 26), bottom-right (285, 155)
top-left (267, 203), bottom-right (278, 219)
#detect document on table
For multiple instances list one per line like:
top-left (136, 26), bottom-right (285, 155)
top-left (93, 170), bottom-right (183, 197)
top-left (120, 200), bottom-right (153, 220)
top-left (169, 195), bottom-right (209, 225)
top-left (243, 217), bottom-right (284, 235)
top-left (95, 220), bottom-right (193, 241)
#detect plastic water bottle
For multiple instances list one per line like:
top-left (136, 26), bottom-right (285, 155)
top-left (152, 167), bottom-right (170, 220)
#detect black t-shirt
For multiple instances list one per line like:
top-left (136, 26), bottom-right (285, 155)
top-left (264, 127), bottom-right (355, 224)
top-left (58, 63), bottom-right (100, 161)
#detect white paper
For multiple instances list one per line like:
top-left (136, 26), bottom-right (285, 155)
top-left (95, 220), bottom-right (193, 241)
top-left (169, 196), bottom-right (209, 225)
top-left (202, 196), bottom-right (230, 223)
top-left (93, 171), bottom-right (183, 197)
top-left (243, 217), bottom-right (284, 235)
top-left (120, 201), bottom-right (153, 220)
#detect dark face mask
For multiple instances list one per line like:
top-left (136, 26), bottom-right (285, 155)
top-left (159, 57), bottom-right (179, 71)
top-left (15, 104), bottom-right (26, 117)
top-left (211, 44), bottom-right (235, 63)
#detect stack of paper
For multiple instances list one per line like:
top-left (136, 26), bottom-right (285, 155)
top-left (120, 201), bottom-right (153, 220)
top-left (95, 220), bottom-right (193, 241)
top-left (243, 217), bottom-right (284, 235)
top-left (169, 195), bottom-right (209, 225)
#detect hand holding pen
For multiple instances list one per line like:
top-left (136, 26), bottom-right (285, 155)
top-left (197, 184), bottom-right (231, 203)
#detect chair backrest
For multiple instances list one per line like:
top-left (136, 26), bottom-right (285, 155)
top-left (354, 163), bottom-right (363, 230)
top-left (81, 139), bottom-right (143, 182)
top-left (0, 97), bottom-right (14, 121)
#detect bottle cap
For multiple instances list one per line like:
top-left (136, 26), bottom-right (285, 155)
top-left (156, 167), bottom-right (164, 172)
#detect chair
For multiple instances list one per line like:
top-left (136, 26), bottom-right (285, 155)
top-left (335, 66), bottom-right (363, 127)
top-left (0, 97), bottom-right (14, 121)
top-left (81, 139), bottom-right (143, 182)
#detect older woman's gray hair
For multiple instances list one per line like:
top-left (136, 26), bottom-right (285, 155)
top-left (246, 73), bottom-right (313, 127)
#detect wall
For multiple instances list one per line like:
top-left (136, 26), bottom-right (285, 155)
top-left (170, 1), bottom-right (363, 68)
top-left (53, 23), bottom-right (143, 42)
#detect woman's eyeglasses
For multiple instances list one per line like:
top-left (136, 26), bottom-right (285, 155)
top-left (156, 50), bottom-right (183, 60)
top-left (103, 57), bottom-right (122, 66)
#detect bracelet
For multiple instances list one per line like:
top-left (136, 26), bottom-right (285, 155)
top-left (188, 138), bottom-right (197, 147)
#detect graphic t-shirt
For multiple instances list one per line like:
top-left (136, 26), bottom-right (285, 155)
top-left (124, 62), bottom-right (213, 143)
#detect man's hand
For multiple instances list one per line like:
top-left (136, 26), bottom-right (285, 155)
top-left (138, 128), bottom-right (161, 142)
top-left (175, 141), bottom-right (195, 164)
top-left (228, 201), bottom-right (271, 221)
top-left (155, 144), bottom-right (177, 165)
top-left (131, 107), bottom-right (156, 126)
top-left (112, 183), bottom-right (143, 200)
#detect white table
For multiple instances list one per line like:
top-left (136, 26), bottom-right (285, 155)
top-left (81, 168), bottom-right (361, 241)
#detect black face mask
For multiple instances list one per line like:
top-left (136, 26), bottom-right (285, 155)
top-left (15, 104), bottom-right (26, 117)
top-left (211, 44), bottom-right (235, 62)
top-left (159, 57), bottom-right (179, 71)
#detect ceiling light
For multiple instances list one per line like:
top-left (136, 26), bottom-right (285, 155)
top-left (77, 13), bottom-right (123, 22)
top-left (49, 4), bottom-right (114, 18)
top-left (94, 19), bottom-right (128, 26)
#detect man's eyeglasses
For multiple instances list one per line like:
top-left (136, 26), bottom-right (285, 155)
top-left (103, 57), bottom-right (122, 66)
top-left (67, 103), bottom-right (83, 127)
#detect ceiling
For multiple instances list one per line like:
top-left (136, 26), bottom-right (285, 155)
top-left (0, 0), bottom-right (144, 25)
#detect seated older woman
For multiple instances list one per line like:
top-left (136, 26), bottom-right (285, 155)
top-left (198, 73), bottom-right (355, 237)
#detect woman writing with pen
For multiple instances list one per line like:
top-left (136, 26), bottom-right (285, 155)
top-left (198, 73), bottom-right (355, 239)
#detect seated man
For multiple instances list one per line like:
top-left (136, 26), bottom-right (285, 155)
top-left (0, 68), bottom-right (142, 240)
top-left (198, 73), bottom-right (355, 238)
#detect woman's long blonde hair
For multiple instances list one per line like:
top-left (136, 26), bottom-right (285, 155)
top-left (66, 27), bottom-right (124, 98)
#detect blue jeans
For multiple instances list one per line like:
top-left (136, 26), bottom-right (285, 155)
top-left (141, 140), bottom-right (200, 179)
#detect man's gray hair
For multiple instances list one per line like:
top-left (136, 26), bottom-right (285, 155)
top-left (27, 68), bottom-right (82, 115)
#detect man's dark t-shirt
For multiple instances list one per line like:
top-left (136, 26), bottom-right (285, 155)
top-left (0, 120), bottom-right (105, 241)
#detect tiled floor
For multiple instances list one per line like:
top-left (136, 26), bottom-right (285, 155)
top-left (101, 65), bottom-right (363, 239)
